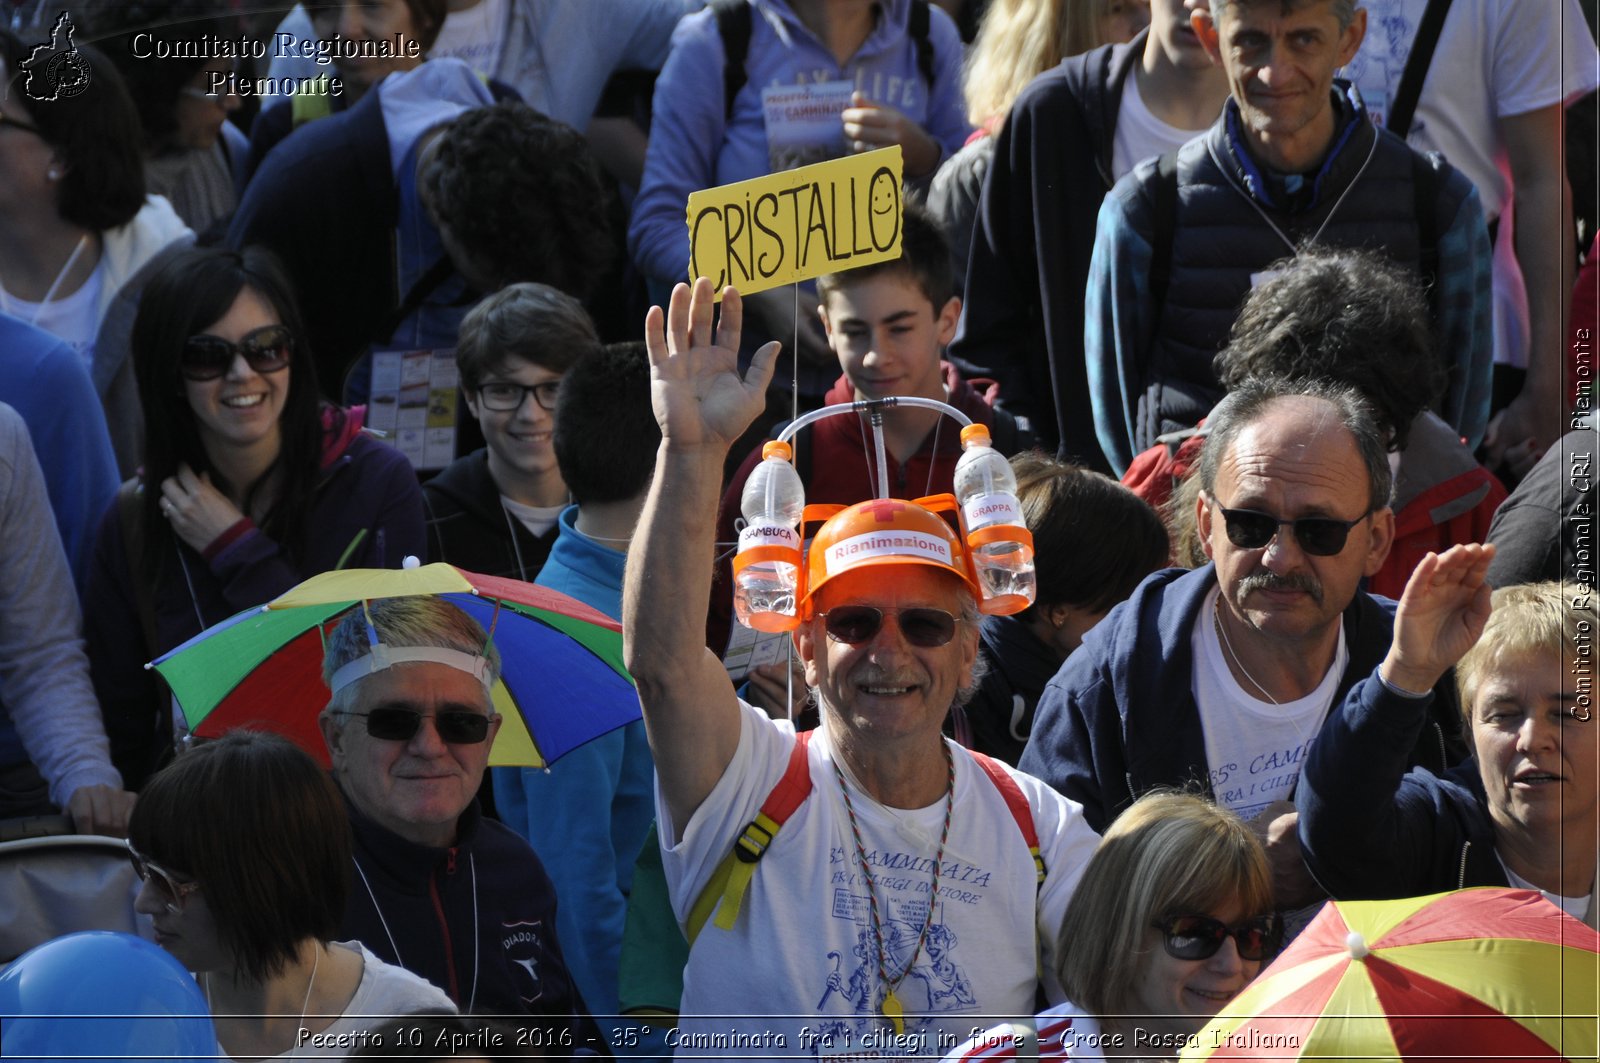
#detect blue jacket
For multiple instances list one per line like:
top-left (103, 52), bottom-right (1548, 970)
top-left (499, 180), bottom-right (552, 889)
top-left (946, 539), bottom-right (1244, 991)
top-left (493, 505), bottom-right (655, 1024)
top-left (629, 0), bottom-right (970, 284)
top-left (947, 35), bottom-right (1141, 467)
top-left (1083, 88), bottom-right (1493, 474)
top-left (339, 786), bottom-right (600, 1044)
top-left (0, 312), bottom-right (119, 586)
top-left (1018, 565), bottom-right (1464, 834)
top-left (1296, 673), bottom-right (1505, 899)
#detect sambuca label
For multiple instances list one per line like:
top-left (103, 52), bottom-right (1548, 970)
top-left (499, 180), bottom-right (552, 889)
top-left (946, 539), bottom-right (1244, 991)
top-left (739, 522), bottom-right (800, 550)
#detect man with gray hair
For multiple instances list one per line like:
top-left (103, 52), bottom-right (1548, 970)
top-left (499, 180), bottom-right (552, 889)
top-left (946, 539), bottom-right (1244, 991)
top-left (1021, 377), bottom-right (1466, 910)
top-left (317, 596), bottom-right (594, 1041)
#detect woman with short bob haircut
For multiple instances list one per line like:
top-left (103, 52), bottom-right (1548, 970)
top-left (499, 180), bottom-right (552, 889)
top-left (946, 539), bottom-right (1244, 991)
top-left (944, 792), bottom-right (1278, 1060)
top-left (128, 731), bottom-right (454, 1058)
top-left (82, 245), bottom-right (425, 791)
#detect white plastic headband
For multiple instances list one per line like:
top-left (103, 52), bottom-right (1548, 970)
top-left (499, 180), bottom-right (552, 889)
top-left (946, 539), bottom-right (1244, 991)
top-left (328, 643), bottom-right (494, 696)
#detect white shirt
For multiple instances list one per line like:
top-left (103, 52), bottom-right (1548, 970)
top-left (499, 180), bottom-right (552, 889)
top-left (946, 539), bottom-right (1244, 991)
top-left (501, 496), bottom-right (565, 539)
top-left (1112, 70), bottom-right (1207, 182)
top-left (428, 0), bottom-right (509, 79)
top-left (1498, 859), bottom-right (1594, 923)
top-left (659, 701), bottom-right (1101, 1059)
top-left (1192, 586), bottom-right (1347, 821)
top-left (0, 260), bottom-right (103, 367)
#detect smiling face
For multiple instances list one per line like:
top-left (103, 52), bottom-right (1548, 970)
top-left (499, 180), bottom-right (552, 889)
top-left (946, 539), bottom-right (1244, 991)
top-left (466, 356), bottom-right (567, 504)
top-left (797, 565), bottom-right (978, 748)
top-left (1473, 652), bottom-right (1598, 848)
top-left (1124, 903), bottom-right (1262, 1038)
top-left (1197, 397), bottom-right (1392, 649)
top-left (320, 661), bottom-right (501, 848)
top-left (1196, 0), bottom-right (1365, 170)
top-left (184, 287), bottom-right (289, 465)
top-left (819, 273), bottom-right (956, 404)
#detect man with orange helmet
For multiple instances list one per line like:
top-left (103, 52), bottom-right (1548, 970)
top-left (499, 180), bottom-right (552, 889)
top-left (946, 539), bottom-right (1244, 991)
top-left (623, 278), bottom-right (1099, 1056)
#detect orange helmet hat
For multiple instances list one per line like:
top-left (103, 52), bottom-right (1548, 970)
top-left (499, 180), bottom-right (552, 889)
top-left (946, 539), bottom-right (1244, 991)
top-left (800, 497), bottom-right (981, 619)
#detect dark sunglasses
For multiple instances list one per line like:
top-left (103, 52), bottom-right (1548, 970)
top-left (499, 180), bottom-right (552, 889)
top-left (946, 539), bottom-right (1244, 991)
top-left (181, 324), bottom-right (294, 382)
top-left (347, 707), bottom-right (492, 744)
top-left (126, 840), bottom-right (202, 914)
top-left (819, 606), bottom-right (961, 648)
top-left (1153, 913), bottom-right (1282, 962)
top-left (1213, 500), bottom-right (1372, 557)
top-left (477, 381), bottom-right (560, 412)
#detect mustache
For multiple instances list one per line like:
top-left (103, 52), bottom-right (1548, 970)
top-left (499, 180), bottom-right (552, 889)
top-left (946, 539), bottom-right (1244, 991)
top-left (1236, 571), bottom-right (1323, 606)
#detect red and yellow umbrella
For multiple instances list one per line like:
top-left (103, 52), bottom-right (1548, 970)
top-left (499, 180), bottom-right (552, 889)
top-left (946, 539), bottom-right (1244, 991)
top-left (1181, 888), bottom-right (1599, 1061)
top-left (150, 562), bottom-right (638, 769)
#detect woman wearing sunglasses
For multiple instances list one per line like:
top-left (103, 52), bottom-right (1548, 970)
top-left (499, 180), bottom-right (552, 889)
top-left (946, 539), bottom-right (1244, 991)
top-left (944, 792), bottom-right (1278, 1060)
top-left (82, 245), bottom-right (425, 790)
top-left (128, 731), bottom-right (455, 1059)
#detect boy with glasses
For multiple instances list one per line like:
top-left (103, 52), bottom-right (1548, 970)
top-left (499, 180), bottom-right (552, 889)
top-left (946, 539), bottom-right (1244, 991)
top-left (423, 282), bottom-right (601, 583)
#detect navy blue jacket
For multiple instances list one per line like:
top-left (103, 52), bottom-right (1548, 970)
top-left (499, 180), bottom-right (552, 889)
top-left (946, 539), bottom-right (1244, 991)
top-left (1296, 673), bottom-right (1505, 898)
top-left (1018, 565), bottom-right (1464, 834)
top-left (948, 34), bottom-right (1140, 468)
top-left (339, 790), bottom-right (603, 1047)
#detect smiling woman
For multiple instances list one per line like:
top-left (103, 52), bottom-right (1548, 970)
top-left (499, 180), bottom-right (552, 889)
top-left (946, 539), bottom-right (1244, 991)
top-left (943, 792), bottom-right (1277, 1061)
top-left (80, 245), bottom-right (426, 791)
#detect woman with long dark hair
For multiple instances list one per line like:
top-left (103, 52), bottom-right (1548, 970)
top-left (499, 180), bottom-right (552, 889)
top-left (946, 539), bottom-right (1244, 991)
top-left (83, 245), bottom-right (425, 790)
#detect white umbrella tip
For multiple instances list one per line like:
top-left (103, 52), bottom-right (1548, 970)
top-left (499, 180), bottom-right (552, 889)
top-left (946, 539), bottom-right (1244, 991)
top-left (1345, 931), bottom-right (1369, 960)
top-left (402, 555), bottom-right (421, 569)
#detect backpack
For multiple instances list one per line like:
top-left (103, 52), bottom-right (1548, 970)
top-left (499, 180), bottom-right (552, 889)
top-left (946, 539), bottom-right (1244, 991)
top-left (686, 730), bottom-right (1046, 942)
top-left (710, 0), bottom-right (937, 122)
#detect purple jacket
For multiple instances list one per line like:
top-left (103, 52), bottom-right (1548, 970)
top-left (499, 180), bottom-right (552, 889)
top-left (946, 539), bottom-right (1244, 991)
top-left (82, 416), bottom-right (424, 789)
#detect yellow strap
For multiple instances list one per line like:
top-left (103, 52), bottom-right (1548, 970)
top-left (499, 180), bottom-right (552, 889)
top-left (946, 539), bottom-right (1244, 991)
top-left (686, 812), bottom-right (783, 943)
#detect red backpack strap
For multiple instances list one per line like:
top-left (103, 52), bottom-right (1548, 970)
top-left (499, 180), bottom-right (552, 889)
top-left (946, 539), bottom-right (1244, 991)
top-left (686, 730), bottom-right (815, 940)
top-left (969, 750), bottom-right (1046, 889)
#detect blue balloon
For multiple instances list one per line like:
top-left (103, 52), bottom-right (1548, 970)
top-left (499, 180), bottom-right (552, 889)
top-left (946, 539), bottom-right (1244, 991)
top-left (0, 931), bottom-right (216, 1062)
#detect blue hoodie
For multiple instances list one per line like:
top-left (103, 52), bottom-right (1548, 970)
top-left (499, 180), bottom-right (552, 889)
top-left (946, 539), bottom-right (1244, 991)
top-left (629, 0), bottom-right (971, 284)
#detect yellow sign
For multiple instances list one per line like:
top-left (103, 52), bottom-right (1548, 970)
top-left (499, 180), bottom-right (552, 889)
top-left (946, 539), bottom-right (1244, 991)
top-left (685, 146), bottom-right (904, 298)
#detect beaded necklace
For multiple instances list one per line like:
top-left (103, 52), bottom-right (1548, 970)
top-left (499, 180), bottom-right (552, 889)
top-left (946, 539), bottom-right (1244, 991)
top-left (833, 740), bottom-right (955, 1035)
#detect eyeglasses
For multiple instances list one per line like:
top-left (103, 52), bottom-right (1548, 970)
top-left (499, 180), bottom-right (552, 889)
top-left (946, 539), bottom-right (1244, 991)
top-left (476, 381), bottom-right (560, 412)
top-left (1153, 914), bottom-right (1282, 962)
top-left (818, 606), bottom-right (961, 648)
top-left (126, 840), bottom-right (202, 915)
top-left (0, 110), bottom-right (44, 138)
top-left (181, 325), bottom-right (294, 382)
top-left (1212, 499), bottom-right (1372, 557)
top-left (346, 707), bottom-right (493, 744)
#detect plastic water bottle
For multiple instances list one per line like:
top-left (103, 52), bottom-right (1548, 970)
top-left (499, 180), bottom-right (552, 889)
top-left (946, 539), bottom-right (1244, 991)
top-left (952, 424), bottom-right (1036, 615)
top-left (734, 440), bottom-right (806, 632)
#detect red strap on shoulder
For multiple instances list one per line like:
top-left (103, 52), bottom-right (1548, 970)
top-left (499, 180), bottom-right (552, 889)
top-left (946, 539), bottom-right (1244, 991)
top-left (758, 729), bottom-right (814, 824)
top-left (968, 749), bottom-right (1039, 850)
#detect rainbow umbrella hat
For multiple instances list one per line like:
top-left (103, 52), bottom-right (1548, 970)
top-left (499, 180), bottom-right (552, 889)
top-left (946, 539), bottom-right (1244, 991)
top-left (1180, 888), bottom-right (1599, 1062)
top-left (150, 561), bottom-right (639, 768)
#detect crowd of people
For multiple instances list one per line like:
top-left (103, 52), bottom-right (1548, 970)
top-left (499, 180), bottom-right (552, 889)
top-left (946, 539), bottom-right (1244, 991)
top-left (0, 0), bottom-right (1596, 1058)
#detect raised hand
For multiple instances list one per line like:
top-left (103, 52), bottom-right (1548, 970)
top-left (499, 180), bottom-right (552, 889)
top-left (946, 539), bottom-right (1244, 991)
top-left (643, 278), bottom-right (781, 451)
top-left (1381, 543), bottom-right (1497, 695)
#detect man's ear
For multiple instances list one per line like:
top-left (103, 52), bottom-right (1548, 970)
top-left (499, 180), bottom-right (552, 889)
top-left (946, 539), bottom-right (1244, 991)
top-left (816, 299), bottom-right (835, 341)
top-left (318, 707), bottom-right (347, 768)
top-left (1362, 505), bottom-right (1395, 578)
top-left (935, 296), bottom-right (961, 348)
top-left (1195, 487), bottom-right (1218, 562)
top-left (794, 623), bottom-right (822, 689)
top-left (1336, 8), bottom-right (1367, 67)
top-left (1193, 8), bottom-right (1223, 67)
